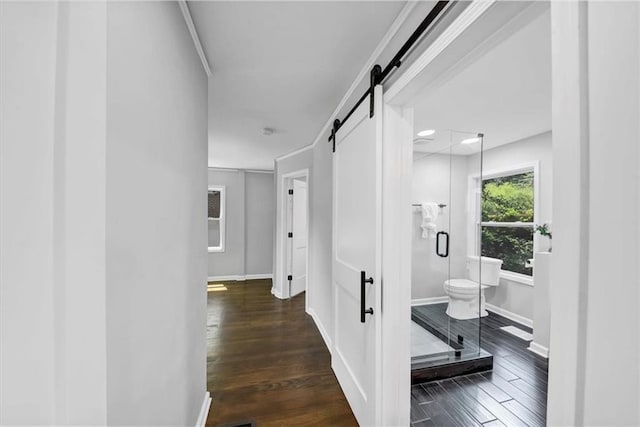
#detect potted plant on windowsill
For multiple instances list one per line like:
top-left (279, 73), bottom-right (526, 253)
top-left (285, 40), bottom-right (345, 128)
top-left (535, 223), bottom-right (552, 252)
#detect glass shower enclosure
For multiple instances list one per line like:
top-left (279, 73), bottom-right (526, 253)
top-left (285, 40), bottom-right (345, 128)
top-left (410, 129), bottom-right (492, 382)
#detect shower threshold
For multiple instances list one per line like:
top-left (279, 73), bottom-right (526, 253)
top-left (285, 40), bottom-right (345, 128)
top-left (410, 304), bottom-right (493, 383)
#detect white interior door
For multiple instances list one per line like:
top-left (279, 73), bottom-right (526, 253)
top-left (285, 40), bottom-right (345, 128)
top-left (290, 179), bottom-right (307, 297)
top-left (332, 86), bottom-right (382, 426)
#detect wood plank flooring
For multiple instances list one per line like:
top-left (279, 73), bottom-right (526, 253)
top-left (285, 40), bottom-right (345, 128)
top-left (204, 279), bottom-right (357, 427)
top-left (411, 304), bottom-right (549, 427)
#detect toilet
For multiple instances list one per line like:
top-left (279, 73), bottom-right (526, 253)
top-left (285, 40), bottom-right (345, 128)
top-left (443, 255), bottom-right (503, 320)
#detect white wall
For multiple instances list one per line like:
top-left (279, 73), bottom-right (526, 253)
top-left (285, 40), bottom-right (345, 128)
top-left (207, 169), bottom-right (274, 279)
top-left (1, 3), bottom-right (61, 423)
top-left (1, 2), bottom-right (208, 425)
top-left (308, 143), bottom-right (334, 345)
top-left (105, 3), bottom-right (208, 426)
top-left (55, 3), bottom-right (110, 421)
top-left (246, 172), bottom-right (276, 275)
top-left (580, 2), bottom-right (639, 424)
top-left (548, 2), bottom-right (640, 425)
top-left (1, 2), bottom-right (109, 424)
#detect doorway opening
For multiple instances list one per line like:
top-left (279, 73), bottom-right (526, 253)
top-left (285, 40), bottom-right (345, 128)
top-left (281, 169), bottom-right (309, 303)
top-left (383, 1), bottom-right (552, 425)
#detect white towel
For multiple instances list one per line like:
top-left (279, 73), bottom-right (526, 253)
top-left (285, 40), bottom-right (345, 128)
top-left (420, 203), bottom-right (439, 239)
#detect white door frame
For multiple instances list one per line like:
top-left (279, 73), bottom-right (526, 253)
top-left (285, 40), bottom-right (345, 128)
top-left (379, 100), bottom-right (414, 426)
top-left (288, 177), bottom-right (308, 298)
top-left (381, 0), bottom-right (572, 424)
top-left (279, 168), bottom-right (310, 307)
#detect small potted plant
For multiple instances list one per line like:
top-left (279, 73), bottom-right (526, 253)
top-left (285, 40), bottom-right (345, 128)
top-left (535, 223), bottom-right (552, 252)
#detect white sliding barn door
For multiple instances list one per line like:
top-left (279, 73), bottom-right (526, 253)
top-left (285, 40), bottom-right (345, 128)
top-left (332, 86), bottom-right (382, 426)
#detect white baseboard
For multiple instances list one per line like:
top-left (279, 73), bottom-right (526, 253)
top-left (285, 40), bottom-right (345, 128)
top-left (208, 273), bottom-right (272, 282)
top-left (411, 296), bottom-right (448, 306)
top-left (271, 286), bottom-right (285, 299)
top-left (307, 307), bottom-right (332, 354)
top-left (528, 341), bottom-right (549, 358)
top-left (245, 273), bottom-right (273, 280)
top-left (195, 391), bottom-right (211, 427)
top-left (486, 303), bottom-right (533, 328)
top-left (208, 275), bottom-right (242, 282)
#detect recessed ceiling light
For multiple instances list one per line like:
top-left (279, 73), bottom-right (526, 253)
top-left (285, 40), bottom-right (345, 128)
top-left (417, 129), bottom-right (435, 137)
top-left (461, 137), bottom-right (481, 145)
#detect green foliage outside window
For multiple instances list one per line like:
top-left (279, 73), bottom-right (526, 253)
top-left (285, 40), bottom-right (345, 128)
top-left (481, 172), bottom-right (534, 276)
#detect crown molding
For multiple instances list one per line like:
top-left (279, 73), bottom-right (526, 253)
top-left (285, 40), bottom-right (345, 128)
top-left (178, 1), bottom-right (212, 77)
top-left (207, 166), bottom-right (273, 174)
top-left (274, 143), bottom-right (314, 162)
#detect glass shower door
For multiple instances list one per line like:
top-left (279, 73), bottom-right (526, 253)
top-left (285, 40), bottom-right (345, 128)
top-left (411, 129), bottom-right (455, 364)
top-left (446, 130), bottom-right (484, 361)
top-left (411, 129), bottom-right (484, 367)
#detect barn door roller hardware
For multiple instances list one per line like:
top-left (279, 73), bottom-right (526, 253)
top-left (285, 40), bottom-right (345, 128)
top-left (330, 119), bottom-right (341, 152)
top-left (328, 0), bottom-right (450, 149)
top-left (369, 65), bottom-right (382, 119)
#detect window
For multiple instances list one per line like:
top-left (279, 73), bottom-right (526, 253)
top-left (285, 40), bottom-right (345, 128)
top-left (208, 186), bottom-right (225, 252)
top-left (475, 165), bottom-right (537, 280)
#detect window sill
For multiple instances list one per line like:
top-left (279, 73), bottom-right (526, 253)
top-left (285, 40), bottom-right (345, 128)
top-left (208, 247), bottom-right (224, 253)
top-left (500, 271), bottom-right (533, 287)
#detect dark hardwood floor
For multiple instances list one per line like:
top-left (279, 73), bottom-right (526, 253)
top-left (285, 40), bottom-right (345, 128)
top-left (204, 279), bottom-right (357, 427)
top-left (411, 304), bottom-right (549, 427)
top-left (204, 281), bottom-right (546, 426)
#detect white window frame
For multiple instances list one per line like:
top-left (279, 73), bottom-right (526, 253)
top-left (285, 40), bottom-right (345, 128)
top-left (468, 162), bottom-right (539, 286)
top-left (208, 185), bottom-right (225, 253)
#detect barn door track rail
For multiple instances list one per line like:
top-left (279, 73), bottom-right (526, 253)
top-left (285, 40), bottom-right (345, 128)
top-left (329, 0), bottom-right (451, 152)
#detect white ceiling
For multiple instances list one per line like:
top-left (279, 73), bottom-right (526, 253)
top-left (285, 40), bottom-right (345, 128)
top-left (412, 7), bottom-right (551, 156)
top-left (188, 1), bottom-right (407, 170)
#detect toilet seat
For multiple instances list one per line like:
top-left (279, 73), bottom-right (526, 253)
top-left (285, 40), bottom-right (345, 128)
top-left (444, 279), bottom-right (491, 292)
top-left (444, 279), bottom-right (480, 295)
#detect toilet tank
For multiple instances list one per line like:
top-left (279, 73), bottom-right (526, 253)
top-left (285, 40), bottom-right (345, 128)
top-left (467, 255), bottom-right (503, 286)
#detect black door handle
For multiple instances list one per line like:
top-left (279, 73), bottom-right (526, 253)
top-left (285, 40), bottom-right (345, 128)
top-left (360, 271), bottom-right (374, 323)
top-left (436, 231), bottom-right (449, 258)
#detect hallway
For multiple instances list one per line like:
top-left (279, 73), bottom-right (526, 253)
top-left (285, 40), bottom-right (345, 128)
top-left (2, 2), bottom-right (640, 426)
top-left (205, 279), bottom-right (357, 426)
